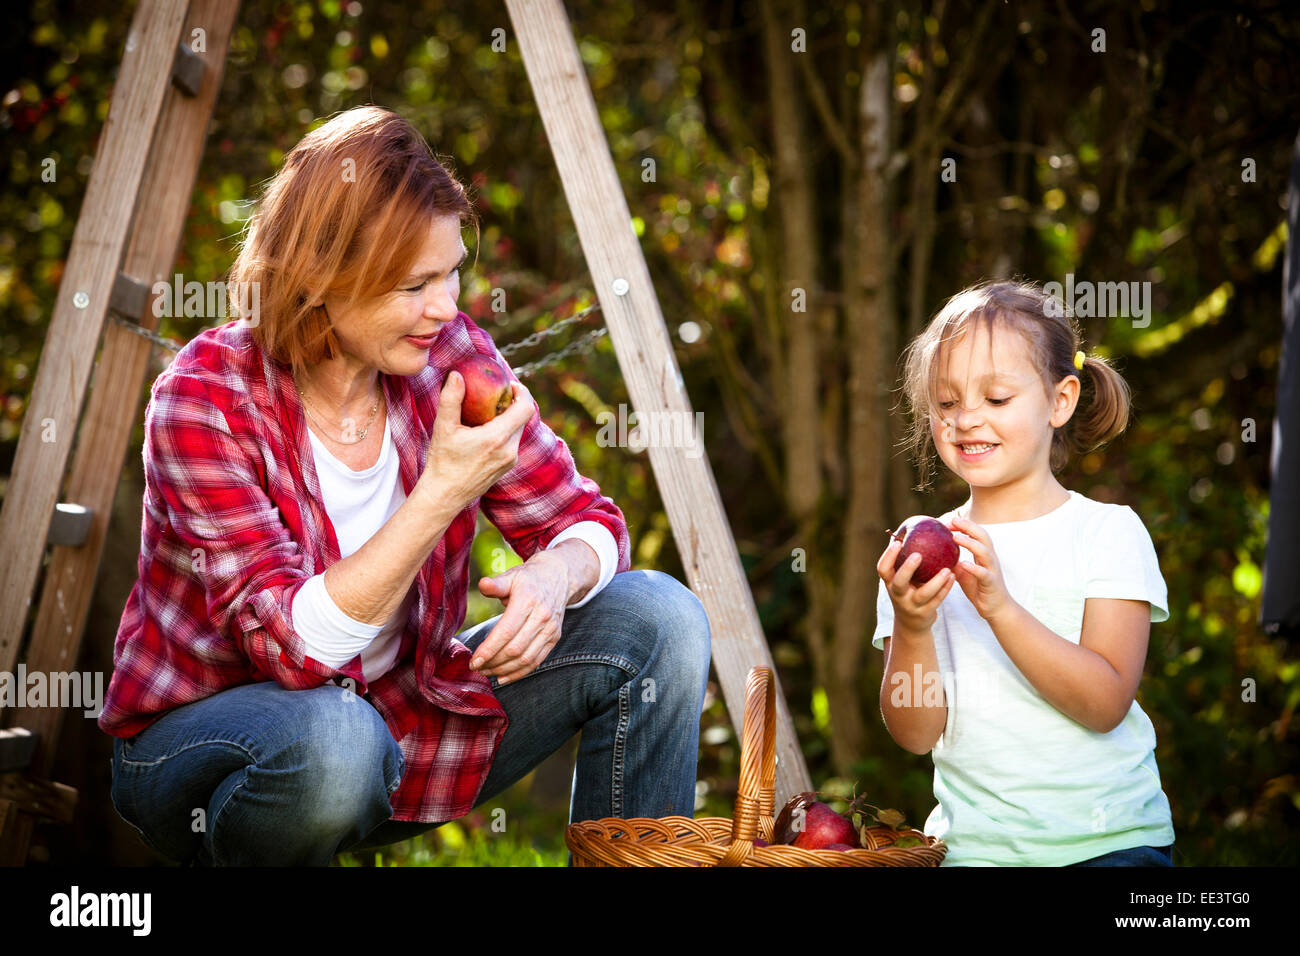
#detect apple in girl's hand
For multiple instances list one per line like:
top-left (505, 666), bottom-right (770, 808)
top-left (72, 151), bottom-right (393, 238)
top-left (453, 354), bottom-right (514, 426)
top-left (889, 516), bottom-right (959, 586)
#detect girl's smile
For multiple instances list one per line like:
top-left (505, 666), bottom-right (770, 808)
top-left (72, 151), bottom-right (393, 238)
top-left (956, 441), bottom-right (999, 462)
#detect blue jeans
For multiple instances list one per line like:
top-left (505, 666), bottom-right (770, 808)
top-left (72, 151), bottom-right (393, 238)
top-left (108, 569), bottom-right (712, 866)
top-left (1067, 844), bottom-right (1174, 867)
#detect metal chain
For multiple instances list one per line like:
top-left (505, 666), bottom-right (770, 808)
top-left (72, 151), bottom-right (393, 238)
top-left (496, 301), bottom-right (602, 357)
top-left (108, 313), bottom-right (188, 353)
top-left (509, 327), bottom-right (609, 379)
top-left (107, 302), bottom-right (608, 380)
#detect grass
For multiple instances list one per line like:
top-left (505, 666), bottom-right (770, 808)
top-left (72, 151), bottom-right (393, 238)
top-left (331, 765), bottom-right (575, 866)
top-left (334, 819), bottom-right (567, 866)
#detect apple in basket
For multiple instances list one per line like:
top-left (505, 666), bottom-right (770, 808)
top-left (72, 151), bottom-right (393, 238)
top-left (774, 792), bottom-right (860, 850)
top-left (792, 804), bottom-right (859, 850)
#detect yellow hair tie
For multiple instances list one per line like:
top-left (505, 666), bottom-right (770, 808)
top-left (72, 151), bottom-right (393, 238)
top-left (1074, 350), bottom-right (1085, 371)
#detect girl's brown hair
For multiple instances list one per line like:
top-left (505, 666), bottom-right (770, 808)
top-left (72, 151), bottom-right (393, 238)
top-left (228, 105), bottom-right (479, 377)
top-left (899, 279), bottom-right (1131, 489)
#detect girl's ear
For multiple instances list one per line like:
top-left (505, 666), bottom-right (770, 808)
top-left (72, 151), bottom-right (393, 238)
top-left (1049, 373), bottom-right (1082, 428)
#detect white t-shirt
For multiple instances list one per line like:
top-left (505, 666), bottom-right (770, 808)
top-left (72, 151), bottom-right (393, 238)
top-left (872, 490), bottom-right (1175, 866)
top-left (291, 413), bottom-right (619, 683)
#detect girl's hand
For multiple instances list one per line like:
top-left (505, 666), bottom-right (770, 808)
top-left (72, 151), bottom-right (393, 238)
top-left (947, 515), bottom-right (1014, 623)
top-left (877, 535), bottom-right (956, 635)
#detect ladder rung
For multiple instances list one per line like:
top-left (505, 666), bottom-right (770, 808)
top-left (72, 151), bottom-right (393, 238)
top-left (0, 771), bottom-right (78, 824)
top-left (0, 729), bottom-right (37, 774)
top-left (109, 272), bottom-right (152, 323)
top-left (47, 503), bottom-right (94, 548)
top-left (171, 41), bottom-right (204, 97)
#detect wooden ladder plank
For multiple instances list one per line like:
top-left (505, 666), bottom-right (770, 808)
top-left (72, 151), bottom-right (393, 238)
top-left (0, 0), bottom-right (241, 866)
top-left (504, 0), bottom-right (813, 803)
top-left (0, 0), bottom-right (190, 675)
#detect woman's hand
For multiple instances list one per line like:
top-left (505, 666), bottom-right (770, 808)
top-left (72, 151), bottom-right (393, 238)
top-left (414, 370), bottom-right (534, 514)
top-left (948, 515), bottom-right (1014, 623)
top-left (878, 534), bottom-right (956, 635)
top-left (469, 550), bottom-right (572, 684)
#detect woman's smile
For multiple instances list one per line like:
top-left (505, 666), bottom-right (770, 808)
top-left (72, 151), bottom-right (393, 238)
top-left (404, 329), bottom-right (440, 349)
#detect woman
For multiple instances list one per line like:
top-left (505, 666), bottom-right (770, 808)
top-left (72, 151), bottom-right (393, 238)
top-left (98, 105), bottom-right (712, 866)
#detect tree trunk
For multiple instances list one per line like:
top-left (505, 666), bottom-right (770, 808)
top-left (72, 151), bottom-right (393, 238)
top-left (760, 0), bottom-right (821, 530)
top-left (963, 89), bottom-right (1011, 279)
top-left (759, 0), bottom-right (833, 716)
top-left (826, 8), bottom-right (896, 777)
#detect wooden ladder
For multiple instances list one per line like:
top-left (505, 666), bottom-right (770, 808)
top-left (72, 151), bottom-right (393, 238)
top-left (0, 0), bottom-right (239, 865)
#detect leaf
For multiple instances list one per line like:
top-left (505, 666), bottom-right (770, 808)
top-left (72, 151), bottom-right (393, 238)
top-left (877, 808), bottom-right (906, 828)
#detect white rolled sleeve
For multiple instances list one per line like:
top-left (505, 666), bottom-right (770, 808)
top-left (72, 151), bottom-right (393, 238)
top-left (546, 520), bottom-right (619, 609)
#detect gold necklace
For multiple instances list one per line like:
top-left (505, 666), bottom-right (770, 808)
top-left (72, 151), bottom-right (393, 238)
top-left (295, 374), bottom-right (381, 446)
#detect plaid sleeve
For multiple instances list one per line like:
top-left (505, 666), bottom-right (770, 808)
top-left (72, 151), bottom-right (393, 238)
top-left (144, 372), bottom-right (362, 689)
top-left (472, 335), bottom-right (631, 573)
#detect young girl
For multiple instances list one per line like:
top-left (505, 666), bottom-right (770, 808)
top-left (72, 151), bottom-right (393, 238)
top-left (874, 280), bottom-right (1175, 867)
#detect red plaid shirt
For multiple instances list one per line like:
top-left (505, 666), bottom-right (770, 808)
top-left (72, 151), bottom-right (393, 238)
top-left (99, 312), bottom-right (631, 822)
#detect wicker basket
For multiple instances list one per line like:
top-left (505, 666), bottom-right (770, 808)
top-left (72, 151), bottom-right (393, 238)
top-left (564, 665), bottom-right (947, 866)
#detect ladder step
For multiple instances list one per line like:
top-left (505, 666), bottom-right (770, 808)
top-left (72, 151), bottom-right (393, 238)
top-left (0, 728), bottom-right (37, 774)
top-left (170, 41), bottom-right (204, 97)
top-left (109, 272), bottom-right (152, 322)
top-left (47, 503), bottom-right (94, 548)
top-left (0, 770), bottom-right (78, 824)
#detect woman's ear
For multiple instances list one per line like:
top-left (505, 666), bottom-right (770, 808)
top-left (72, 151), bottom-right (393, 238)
top-left (1049, 374), bottom-right (1082, 428)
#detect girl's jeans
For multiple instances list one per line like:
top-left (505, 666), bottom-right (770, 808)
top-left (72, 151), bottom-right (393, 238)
top-left (108, 569), bottom-right (712, 866)
top-left (1067, 844), bottom-right (1174, 867)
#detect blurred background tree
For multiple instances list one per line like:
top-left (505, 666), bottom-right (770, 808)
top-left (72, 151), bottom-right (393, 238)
top-left (1, 0), bottom-right (1296, 865)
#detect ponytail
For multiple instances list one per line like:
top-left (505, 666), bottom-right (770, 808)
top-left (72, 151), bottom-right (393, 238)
top-left (1054, 354), bottom-right (1131, 469)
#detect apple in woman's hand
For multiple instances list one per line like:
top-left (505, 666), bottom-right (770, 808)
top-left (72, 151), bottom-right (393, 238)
top-left (889, 516), bottom-right (959, 585)
top-left (453, 354), bottom-right (514, 426)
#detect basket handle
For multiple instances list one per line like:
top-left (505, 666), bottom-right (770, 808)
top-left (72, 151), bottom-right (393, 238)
top-left (728, 665), bottom-right (778, 845)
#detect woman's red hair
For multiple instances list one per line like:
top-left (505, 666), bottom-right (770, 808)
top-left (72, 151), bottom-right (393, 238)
top-left (228, 105), bottom-right (478, 376)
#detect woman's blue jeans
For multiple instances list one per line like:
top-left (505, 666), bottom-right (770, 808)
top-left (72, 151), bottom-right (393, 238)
top-left (108, 569), bottom-right (712, 866)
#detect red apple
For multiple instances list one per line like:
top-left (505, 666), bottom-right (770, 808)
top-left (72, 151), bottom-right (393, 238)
top-left (790, 802), bottom-right (860, 850)
top-left (890, 515), bottom-right (959, 585)
top-left (826, 843), bottom-right (855, 851)
top-left (774, 792), bottom-right (811, 845)
top-left (453, 354), bottom-right (514, 426)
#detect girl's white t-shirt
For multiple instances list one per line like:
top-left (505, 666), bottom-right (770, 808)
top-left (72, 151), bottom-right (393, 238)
top-left (872, 490), bottom-right (1175, 866)
top-left (291, 413), bottom-right (618, 683)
